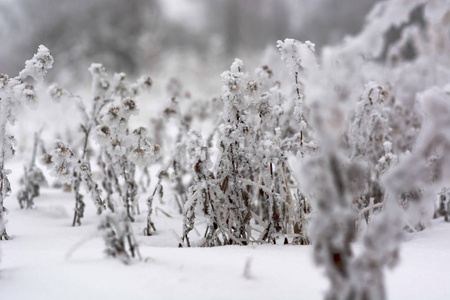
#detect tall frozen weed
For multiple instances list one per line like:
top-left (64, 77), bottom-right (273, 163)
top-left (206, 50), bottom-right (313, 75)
top-left (0, 45), bottom-right (53, 239)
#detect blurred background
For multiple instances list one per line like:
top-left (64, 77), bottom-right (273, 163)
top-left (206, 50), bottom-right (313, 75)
top-left (0, 0), bottom-right (379, 95)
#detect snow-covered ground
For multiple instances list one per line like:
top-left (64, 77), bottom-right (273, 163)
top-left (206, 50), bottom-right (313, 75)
top-left (1, 181), bottom-right (449, 300)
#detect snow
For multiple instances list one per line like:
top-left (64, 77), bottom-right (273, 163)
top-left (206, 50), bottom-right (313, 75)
top-left (1, 171), bottom-right (450, 300)
top-left (386, 220), bottom-right (450, 300)
top-left (0, 185), bottom-right (324, 300)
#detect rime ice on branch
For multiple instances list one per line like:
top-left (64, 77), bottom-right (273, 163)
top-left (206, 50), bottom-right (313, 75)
top-left (0, 45), bottom-right (53, 239)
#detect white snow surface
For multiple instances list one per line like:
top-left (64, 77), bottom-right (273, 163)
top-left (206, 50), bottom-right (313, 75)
top-left (1, 164), bottom-right (450, 300)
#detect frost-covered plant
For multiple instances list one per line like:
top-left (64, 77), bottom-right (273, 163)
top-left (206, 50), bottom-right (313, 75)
top-left (94, 98), bottom-right (160, 222)
top-left (386, 3), bottom-right (450, 155)
top-left (303, 152), bottom-right (355, 299)
top-left (47, 64), bottom-right (154, 225)
top-left (48, 67), bottom-right (110, 216)
top-left (182, 130), bottom-right (222, 246)
top-left (251, 79), bottom-right (312, 244)
top-left (150, 77), bottom-right (189, 147)
top-left (299, 73), bottom-right (402, 300)
top-left (181, 57), bottom-right (314, 246)
top-left (182, 59), bottom-right (256, 246)
top-left (212, 59), bottom-right (255, 245)
top-left (150, 79), bottom-right (193, 214)
top-left (144, 170), bottom-right (166, 236)
top-left (278, 29), bottom-right (410, 298)
top-left (88, 67), bottom-right (154, 218)
top-left (302, 142), bottom-right (400, 300)
top-left (276, 39), bottom-right (318, 143)
top-left (266, 40), bottom-right (323, 244)
top-left (98, 210), bottom-right (141, 264)
top-left (347, 82), bottom-right (394, 228)
top-left (0, 45), bottom-right (53, 239)
top-left (291, 2), bottom-right (450, 296)
top-left (294, 0), bottom-right (450, 288)
top-left (144, 93), bottom-right (190, 234)
top-left (248, 95), bottom-right (297, 243)
top-left (159, 132), bottom-right (190, 217)
top-left (46, 141), bottom-right (104, 226)
top-left (17, 132), bottom-right (47, 209)
top-left (346, 207), bottom-right (402, 300)
top-left (276, 39), bottom-right (315, 128)
top-left (436, 188), bottom-right (450, 222)
top-left (170, 141), bottom-right (190, 214)
top-left (375, 141), bottom-right (398, 176)
top-left (383, 86), bottom-right (450, 230)
top-left (349, 82), bottom-right (391, 165)
top-left (337, 86), bottom-right (450, 300)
